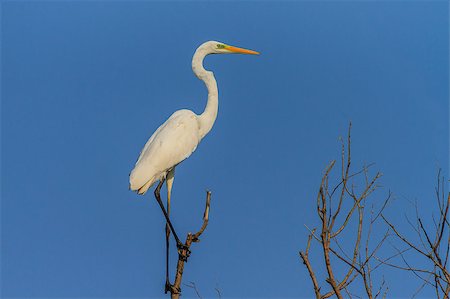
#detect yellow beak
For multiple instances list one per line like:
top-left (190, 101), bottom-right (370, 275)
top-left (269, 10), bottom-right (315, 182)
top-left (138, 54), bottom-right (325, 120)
top-left (225, 45), bottom-right (260, 55)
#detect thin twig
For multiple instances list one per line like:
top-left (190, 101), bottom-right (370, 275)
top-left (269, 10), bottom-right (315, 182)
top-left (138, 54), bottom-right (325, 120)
top-left (184, 282), bottom-right (203, 299)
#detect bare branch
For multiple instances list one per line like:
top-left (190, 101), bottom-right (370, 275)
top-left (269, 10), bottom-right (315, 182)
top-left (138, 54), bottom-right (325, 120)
top-left (214, 285), bottom-right (222, 299)
top-left (381, 215), bottom-right (430, 258)
top-left (380, 171), bottom-right (450, 298)
top-left (299, 229), bottom-right (321, 299)
top-left (331, 172), bottom-right (382, 238)
top-left (184, 282), bottom-right (203, 299)
top-left (300, 123), bottom-right (389, 298)
top-left (168, 191), bottom-right (212, 299)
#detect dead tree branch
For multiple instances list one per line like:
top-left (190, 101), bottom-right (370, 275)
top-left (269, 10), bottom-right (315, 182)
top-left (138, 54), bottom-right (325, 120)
top-left (167, 191), bottom-right (211, 299)
top-left (184, 281), bottom-right (203, 299)
top-left (299, 123), bottom-right (390, 298)
top-left (381, 170), bottom-right (449, 298)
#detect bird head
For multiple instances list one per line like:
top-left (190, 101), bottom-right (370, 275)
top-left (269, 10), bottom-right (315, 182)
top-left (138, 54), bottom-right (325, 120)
top-left (205, 41), bottom-right (260, 55)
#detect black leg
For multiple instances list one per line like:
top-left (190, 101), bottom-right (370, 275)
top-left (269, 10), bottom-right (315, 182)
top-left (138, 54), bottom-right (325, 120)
top-left (164, 217), bottom-right (171, 292)
top-left (153, 179), bottom-right (183, 248)
top-left (164, 167), bottom-right (175, 292)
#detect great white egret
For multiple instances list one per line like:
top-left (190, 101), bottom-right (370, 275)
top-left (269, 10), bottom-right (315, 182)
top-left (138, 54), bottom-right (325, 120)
top-left (129, 40), bottom-right (259, 289)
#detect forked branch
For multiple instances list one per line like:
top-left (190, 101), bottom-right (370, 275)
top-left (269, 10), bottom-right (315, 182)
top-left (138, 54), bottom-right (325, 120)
top-left (300, 123), bottom-right (390, 298)
top-left (168, 191), bottom-right (212, 299)
top-left (381, 172), bottom-right (449, 298)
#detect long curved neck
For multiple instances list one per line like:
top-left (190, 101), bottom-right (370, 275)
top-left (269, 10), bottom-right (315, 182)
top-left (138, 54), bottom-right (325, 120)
top-left (192, 47), bottom-right (218, 139)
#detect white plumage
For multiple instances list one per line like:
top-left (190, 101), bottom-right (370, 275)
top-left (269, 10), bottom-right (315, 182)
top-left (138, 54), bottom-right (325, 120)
top-left (129, 41), bottom-right (259, 196)
top-left (129, 110), bottom-right (200, 194)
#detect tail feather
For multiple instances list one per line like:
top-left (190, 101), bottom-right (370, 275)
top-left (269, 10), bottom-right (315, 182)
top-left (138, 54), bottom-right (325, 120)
top-left (137, 179), bottom-right (154, 195)
top-left (129, 172), bottom-right (156, 195)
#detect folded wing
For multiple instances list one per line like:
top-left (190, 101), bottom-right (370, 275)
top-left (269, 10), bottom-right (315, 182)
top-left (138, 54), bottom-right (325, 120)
top-left (129, 109), bottom-right (201, 193)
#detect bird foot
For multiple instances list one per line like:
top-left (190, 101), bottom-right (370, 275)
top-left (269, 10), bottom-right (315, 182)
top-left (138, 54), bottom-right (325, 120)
top-left (165, 280), bottom-right (181, 295)
top-left (177, 242), bottom-right (191, 261)
top-left (165, 280), bottom-right (172, 294)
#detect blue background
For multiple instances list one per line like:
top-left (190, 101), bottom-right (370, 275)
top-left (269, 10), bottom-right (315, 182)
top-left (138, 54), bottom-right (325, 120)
top-left (2, 1), bottom-right (448, 298)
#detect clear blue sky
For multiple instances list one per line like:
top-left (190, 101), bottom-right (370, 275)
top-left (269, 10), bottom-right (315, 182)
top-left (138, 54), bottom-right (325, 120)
top-left (2, 1), bottom-right (448, 298)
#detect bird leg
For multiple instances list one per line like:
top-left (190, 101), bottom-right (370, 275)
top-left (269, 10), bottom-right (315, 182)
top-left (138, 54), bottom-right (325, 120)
top-left (153, 179), bottom-right (191, 260)
top-left (165, 224), bottom-right (171, 293)
top-left (165, 168), bottom-right (175, 292)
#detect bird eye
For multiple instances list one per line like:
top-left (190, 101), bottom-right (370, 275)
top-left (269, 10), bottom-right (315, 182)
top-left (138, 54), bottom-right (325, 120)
top-left (216, 44), bottom-right (225, 49)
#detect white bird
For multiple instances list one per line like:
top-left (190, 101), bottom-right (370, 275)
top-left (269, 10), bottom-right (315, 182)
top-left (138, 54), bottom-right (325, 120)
top-left (129, 40), bottom-right (258, 289)
top-left (129, 41), bottom-right (258, 196)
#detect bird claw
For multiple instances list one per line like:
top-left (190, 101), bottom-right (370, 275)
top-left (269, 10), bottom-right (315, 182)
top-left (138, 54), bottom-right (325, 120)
top-left (165, 280), bottom-right (181, 295)
top-left (177, 243), bottom-right (191, 261)
top-left (164, 280), bottom-right (171, 294)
